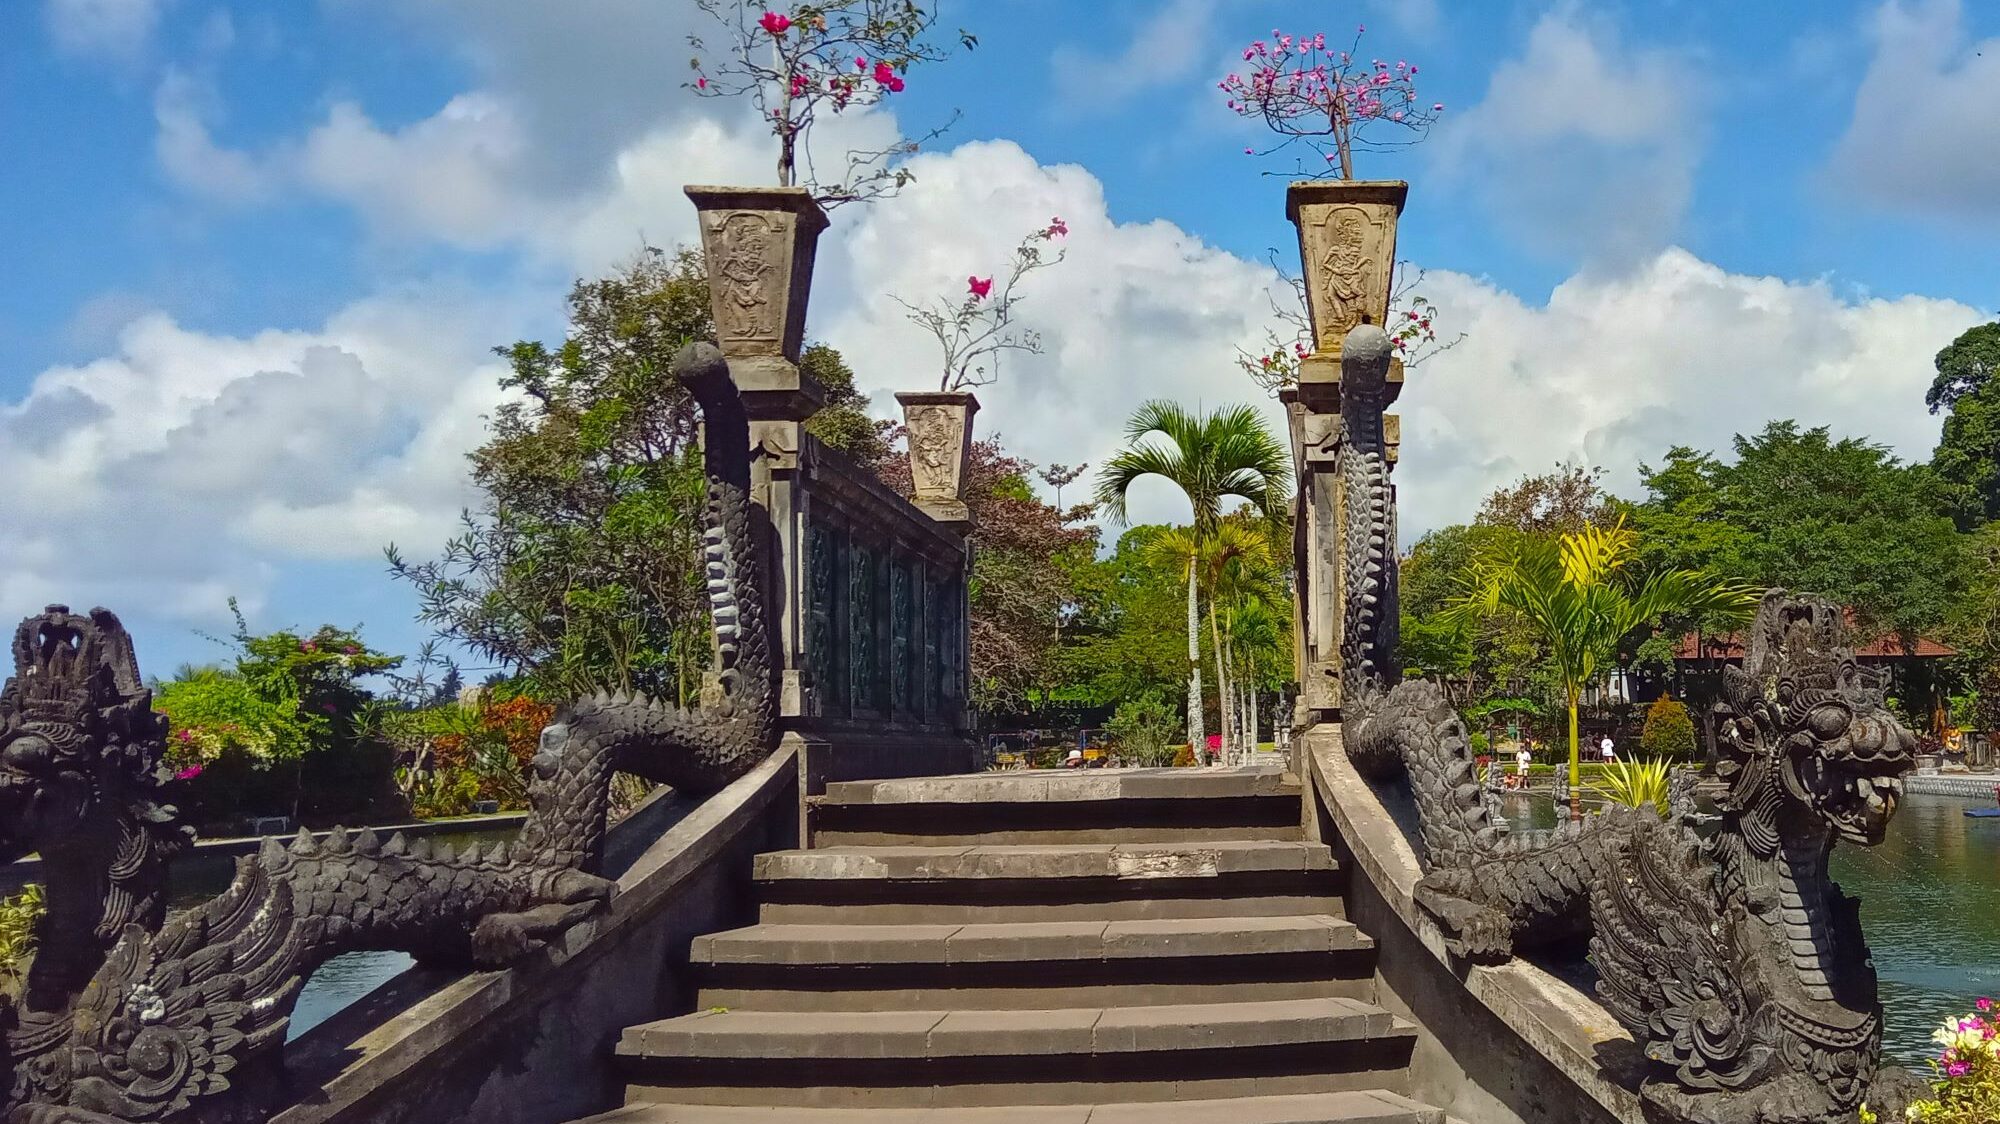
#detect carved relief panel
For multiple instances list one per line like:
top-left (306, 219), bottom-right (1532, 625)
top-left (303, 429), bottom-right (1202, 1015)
top-left (1286, 182), bottom-right (1406, 357)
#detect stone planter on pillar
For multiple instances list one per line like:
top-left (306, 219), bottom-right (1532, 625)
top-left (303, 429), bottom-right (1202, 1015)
top-left (1286, 180), bottom-right (1408, 362)
top-left (894, 390), bottom-right (979, 527)
top-left (684, 184), bottom-right (830, 412)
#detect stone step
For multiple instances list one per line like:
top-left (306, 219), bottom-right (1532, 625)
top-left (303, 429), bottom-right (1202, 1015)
top-left (615, 997), bottom-right (1418, 1108)
top-left (692, 915), bottom-right (1377, 1010)
top-left (814, 767), bottom-right (1304, 846)
top-left (577, 1088), bottom-right (1446, 1122)
top-left (754, 841), bottom-right (1342, 924)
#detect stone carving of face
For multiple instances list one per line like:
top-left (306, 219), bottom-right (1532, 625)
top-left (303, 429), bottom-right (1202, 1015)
top-left (1714, 597), bottom-right (1917, 847)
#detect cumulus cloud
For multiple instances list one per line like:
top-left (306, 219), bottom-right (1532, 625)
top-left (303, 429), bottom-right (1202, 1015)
top-left (0, 290), bottom-right (528, 625)
top-left (1394, 250), bottom-right (1983, 535)
top-left (813, 140), bottom-right (1293, 529)
top-left (1430, 11), bottom-right (1704, 265)
top-left (44, 0), bottom-right (163, 61)
top-left (1826, 0), bottom-right (2000, 219)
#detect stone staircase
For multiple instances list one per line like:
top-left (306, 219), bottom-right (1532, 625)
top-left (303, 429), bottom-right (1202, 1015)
top-left (574, 767), bottom-right (1448, 1123)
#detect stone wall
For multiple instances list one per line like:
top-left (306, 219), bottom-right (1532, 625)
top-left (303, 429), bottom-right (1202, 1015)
top-left (271, 746), bottom-right (801, 1124)
top-left (1304, 730), bottom-right (1642, 1124)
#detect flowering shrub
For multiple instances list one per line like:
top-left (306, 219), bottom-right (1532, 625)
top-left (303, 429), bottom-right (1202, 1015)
top-left (1236, 260), bottom-right (1461, 393)
top-left (154, 669), bottom-right (310, 770)
top-left (1904, 1001), bottom-right (2000, 1122)
top-left (1219, 25), bottom-right (1441, 179)
top-left (688, 2), bottom-right (976, 204)
top-left (897, 218), bottom-right (1068, 391)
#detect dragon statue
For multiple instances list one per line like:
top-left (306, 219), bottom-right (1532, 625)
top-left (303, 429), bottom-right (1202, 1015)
top-left (1327, 322), bottom-right (1920, 1122)
top-left (0, 341), bottom-right (778, 1124)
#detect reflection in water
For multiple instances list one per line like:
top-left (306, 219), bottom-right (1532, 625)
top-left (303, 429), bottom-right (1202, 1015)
top-left (1496, 790), bottom-right (2000, 1067)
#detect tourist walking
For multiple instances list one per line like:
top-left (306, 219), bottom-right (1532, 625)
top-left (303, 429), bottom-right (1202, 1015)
top-left (1599, 735), bottom-right (1618, 764)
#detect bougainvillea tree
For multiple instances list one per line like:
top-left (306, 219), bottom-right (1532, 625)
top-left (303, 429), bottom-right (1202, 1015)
top-left (1235, 257), bottom-right (1462, 393)
top-left (687, 1), bottom-right (975, 204)
top-left (1219, 25), bottom-right (1442, 180)
top-left (897, 217), bottom-right (1068, 391)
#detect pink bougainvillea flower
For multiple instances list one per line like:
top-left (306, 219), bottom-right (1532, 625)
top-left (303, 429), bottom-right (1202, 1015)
top-left (1046, 216), bottom-right (1069, 237)
top-left (1980, 998), bottom-right (1994, 1012)
top-left (1433, 102), bottom-right (1446, 111)
top-left (1947, 1061), bottom-right (1971, 1078)
top-left (790, 73), bottom-right (810, 96)
top-left (758, 11), bottom-right (792, 35)
top-left (873, 60), bottom-right (897, 85)
top-left (967, 276), bottom-right (993, 299)
top-left (176, 765), bottom-right (204, 781)
top-left (694, 76), bottom-right (709, 90)
top-left (301, 640), bottom-right (316, 652)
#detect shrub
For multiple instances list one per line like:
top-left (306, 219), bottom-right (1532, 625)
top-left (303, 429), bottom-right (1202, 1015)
top-left (1106, 693), bottom-right (1185, 768)
top-left (1640, 697), bottom-right (1697, 760)
top-left (1903, 1000), bottom-right (2000, 1123)
top-left (0, 883), bottom-right (44, 988)
top-left (1171, 743), bottom-right (1197, 768)
top-left (1593, 758), bottom-right (1672, 816)
top-left (1469, 731), bottom-right (1490, 755)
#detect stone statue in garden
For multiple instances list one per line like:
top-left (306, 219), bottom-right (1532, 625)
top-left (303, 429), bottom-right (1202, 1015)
top-left (1329, 322), bottom-right (1921, 1123)
top-left (0, 341), bottom-right (778, 1124)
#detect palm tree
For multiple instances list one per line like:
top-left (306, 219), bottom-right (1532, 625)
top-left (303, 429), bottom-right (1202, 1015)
top-left (1097, 402), bottom-right (1290, 764)
top-left (1448, 518), bottom-right (1758, 820)
top-left (1144, 521), bottom-right (1279, 761)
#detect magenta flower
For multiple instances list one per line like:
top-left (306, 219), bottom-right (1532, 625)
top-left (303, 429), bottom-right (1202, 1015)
top-left (175, 765), bottom-right (204, 781)
top-left (301, 640), bottom-right (316, 652)
top-left (694, 76), bottom-right (709, 90)
top-left (790, 72), bottom-right (809, 96)
top-left (1045, 216), bottom-right (1069, 238)
top-left (1947, 1061), bottom-right (1971, 1078)
top-left (1979, 998), bottom-right (1993, 1012)
top-left (967, 276), bottom-right (993, 300)
top-left (758, 11), bottom-right (792, 35)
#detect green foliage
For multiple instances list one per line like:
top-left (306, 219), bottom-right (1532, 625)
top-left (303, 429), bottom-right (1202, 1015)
top-left (1640, 697), bottom-right (1697, 759)
top-left (154, 669), bottom-right (310, 769)
top-left (398, 766), bottom-right (483, 819)
top-left (1929, 321), bottom-right (2000, 527)
top-left (1105, 692), bottom-right (1185, 767)
top-left (1592, 758), bottom-right (1673, 816)
top-left (1448, 518), bottom-right (1759, 806)
top-left (1634, 421), bottom-right (1976, 638)
top-left (158, 602), bottom-right (403, 824)
top-left (800, 342), bottom-right (892, 464)
top-left (391, 248), bottom-right (878, 703)
top-left (0, 883), bottom-right (44, 989)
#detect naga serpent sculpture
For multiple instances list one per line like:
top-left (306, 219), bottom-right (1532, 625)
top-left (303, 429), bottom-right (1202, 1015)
top-left (1328, 322), bottom-right (1920, 1123)
top-left (0, 340), bottom-right (778, 1124)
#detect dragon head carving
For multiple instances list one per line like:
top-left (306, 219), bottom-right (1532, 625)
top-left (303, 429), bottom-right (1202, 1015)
top-left (0, 606), bottom-right (186, 867)
top-left (1712, 591), bottom-right (1915, 847)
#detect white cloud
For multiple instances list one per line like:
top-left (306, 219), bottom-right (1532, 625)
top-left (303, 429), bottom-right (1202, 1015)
top-left (1827, 0), bottom-right (2000, 219)
top-left (154, 68), bottom-right (274, 203)
top-left (44, 0), bottom-right (163, 61)
top-left (813, 140), bottom-right (1294, 529)
top-left (1395, 250), bottom-right (1983, 535)
top-left (0, 290), bottom-right (530, 625)
top-left (1049, 0), bottom-right (1220, 111)
top-left (1430, 11), bottom-right (1703, 265)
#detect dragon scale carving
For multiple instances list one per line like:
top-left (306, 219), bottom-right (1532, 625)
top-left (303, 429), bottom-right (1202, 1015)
top-left (1328, 323), bottom-right (1918, 1122)
top-left (0, 341), bottom-right (777, 1123)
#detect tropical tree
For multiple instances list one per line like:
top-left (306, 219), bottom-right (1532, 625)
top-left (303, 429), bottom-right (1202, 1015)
top-left (1449, 519), bottom-right (1759, 820)
top-left (1095, 402), bottom-right (1290, 762)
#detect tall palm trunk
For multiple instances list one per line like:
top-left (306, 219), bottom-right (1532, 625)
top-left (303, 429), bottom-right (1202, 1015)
top-left (1185, 564), bottom-right (1206, 764)
top-left (1565, 687), bottom-right (1582, 822)
top-left (1248, 680), bottom-right (1259, 753)
top-left (1209, 600), bottom-right (1232, 763)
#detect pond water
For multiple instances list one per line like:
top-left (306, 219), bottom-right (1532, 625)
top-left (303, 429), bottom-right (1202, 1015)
top-left (1495, 789), bottom-right (2000, 1066)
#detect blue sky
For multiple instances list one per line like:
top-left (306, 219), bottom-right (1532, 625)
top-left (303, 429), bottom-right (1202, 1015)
top-left (3, 0), bottom-right (1997, 677)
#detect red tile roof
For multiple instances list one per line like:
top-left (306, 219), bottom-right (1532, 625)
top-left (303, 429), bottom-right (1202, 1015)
top-left (1675, 610), bottom-right (1959, 661)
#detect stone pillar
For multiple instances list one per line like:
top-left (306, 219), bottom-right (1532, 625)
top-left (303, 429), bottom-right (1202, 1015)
top-left (685, 184), bottom-right (832, 720)
top-left (1285, 180), bottom-right (1407, 363)
top-left (1285, 181), bottom-right (1408, 731)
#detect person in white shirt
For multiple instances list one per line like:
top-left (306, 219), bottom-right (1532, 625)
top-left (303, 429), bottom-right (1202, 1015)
top-left (1599, 736), bottom-right (1617, 763)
